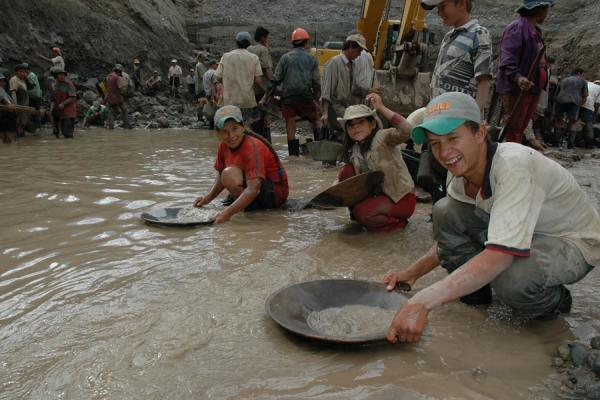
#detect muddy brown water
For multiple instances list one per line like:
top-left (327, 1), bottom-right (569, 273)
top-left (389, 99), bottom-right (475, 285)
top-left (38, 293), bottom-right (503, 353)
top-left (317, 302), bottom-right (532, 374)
top-left (1, 128), bottom-right (599, 399)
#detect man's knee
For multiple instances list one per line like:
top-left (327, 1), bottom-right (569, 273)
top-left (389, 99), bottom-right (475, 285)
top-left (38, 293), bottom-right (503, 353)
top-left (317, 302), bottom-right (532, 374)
top-left (492, 269), bottom-right (543, 308)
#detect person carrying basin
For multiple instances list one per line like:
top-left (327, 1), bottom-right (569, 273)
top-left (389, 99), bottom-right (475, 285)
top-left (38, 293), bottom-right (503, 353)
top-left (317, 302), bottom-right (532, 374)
top-left (193, 105), bottom-right (289, 223)
top-left (336, 93), bottom-right (416, 233)
top-left (382, 92), bottom-right (599, 344)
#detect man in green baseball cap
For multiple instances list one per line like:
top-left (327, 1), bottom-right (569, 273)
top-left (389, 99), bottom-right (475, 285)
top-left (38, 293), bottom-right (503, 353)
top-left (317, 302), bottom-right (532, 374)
top-left (381, 91), bottom-right (600, 343)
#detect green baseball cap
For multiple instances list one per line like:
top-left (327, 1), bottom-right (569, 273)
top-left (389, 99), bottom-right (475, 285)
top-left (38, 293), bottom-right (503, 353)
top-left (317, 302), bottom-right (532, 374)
top-left (214, 105), bottom-right (244, 130)
top-left (411, 92), bottom-right (481, 145)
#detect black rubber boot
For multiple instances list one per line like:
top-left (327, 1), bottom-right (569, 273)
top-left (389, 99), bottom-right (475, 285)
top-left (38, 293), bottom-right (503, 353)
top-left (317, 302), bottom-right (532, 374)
top-left (288, 139), bottom-right (300, 156)
top-left (460, 284), bottom-right (493, 306)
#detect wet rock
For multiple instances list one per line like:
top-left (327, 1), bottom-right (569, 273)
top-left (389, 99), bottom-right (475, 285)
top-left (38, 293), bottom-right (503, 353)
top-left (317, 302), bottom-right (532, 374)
top-left (587, 350), bottom-right (600, 378)
top-left (587, 382), bottom-right (600, 400)
top-left (147, 121), bottom-right (159, 129)
top-left (558, 343), bottom-right (572, 361)
top-left (569, 343), bottom-right (590, 368)
top-left (471, 367), bottom-right (487, 383)
top-left (156, 117), bottom-right (170, 128)
top-left (591, 336), bottom-right (600, 350)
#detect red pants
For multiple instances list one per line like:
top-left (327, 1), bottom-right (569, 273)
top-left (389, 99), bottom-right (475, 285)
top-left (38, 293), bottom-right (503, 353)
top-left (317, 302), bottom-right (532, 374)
top-left (338, 165), bottom-right (416, 233)
top-left (501, 93), bottom-right (540, 144)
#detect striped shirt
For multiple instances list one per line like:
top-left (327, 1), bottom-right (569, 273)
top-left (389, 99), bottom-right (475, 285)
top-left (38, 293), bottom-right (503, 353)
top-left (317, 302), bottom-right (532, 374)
top-left (431, 19), bottom-right (493, 98)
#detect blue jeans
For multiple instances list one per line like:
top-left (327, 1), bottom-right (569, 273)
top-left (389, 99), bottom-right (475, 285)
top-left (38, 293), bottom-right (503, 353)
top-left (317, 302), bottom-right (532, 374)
top-left (432, 197), bottom-right (593, 317)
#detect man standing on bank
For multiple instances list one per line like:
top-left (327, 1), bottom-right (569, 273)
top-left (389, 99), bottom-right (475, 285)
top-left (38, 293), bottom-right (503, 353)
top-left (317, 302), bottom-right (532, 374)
top-left (383, 92), bottom-right (599, 343)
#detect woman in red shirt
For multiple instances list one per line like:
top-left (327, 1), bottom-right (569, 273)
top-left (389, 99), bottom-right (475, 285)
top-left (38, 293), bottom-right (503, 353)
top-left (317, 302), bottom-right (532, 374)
top-left (194, 105), bottom-right (289, 223)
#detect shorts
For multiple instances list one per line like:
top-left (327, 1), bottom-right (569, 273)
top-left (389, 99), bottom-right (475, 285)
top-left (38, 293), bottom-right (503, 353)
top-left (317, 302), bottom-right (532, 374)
top-left (244, 178), bottom-right (277, 211)
top-left (281, 100), bottom-right (318, 121)
top-left (581, 108), bottom-right (594, 123)
top-left (555, 102), bottom-right (579, 120)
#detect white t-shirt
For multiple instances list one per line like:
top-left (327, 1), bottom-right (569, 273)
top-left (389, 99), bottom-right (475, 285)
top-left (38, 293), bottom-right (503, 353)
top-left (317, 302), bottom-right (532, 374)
top-left (168, 65), bottom-right (182, 78)
top-left (51, 56), bottom-right (65, 70)
top-left (447, 142), bottom-right (600, 267)
top-left (583, 81), bottom-right (600, 111)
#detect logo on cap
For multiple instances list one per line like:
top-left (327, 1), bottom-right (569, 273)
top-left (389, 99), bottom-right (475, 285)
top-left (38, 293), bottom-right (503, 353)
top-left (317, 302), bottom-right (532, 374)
top-left (426, 102), bottom-right (451, 116)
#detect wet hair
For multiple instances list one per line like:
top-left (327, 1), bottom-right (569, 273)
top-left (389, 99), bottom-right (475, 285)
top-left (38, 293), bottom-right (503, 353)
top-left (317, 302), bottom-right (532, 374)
top-left (292, 39), bottom-right (308, 48)
top-left (338, 116), bottom-right (378, 163)
top-left (254, 26), bottom-right (270, 42)
top-left (236, 39), bottom-right (251, 49)
top-left (518, 4), bottom-right (549, 17)
top-left (452, 0), bottom-right (472, 13)
top-left (572, 67), bottom-right (584, 75)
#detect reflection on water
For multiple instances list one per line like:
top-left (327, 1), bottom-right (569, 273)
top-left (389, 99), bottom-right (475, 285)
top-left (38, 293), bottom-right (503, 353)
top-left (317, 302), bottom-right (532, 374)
top-left (0, 129), bottom-right (598, 399)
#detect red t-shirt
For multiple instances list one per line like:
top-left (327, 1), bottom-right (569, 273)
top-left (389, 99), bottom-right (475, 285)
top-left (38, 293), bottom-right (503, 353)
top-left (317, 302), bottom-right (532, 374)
top-left (214, 135), bottom-right (289, 206)
top-left (51, 79), bottom-right (77, 119)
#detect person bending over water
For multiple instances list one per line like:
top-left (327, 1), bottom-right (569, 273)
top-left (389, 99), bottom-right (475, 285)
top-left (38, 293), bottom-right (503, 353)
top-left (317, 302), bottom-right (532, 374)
top-left (194, 105), bottom-right (289, 223)
top-left (336, 93), bottom-right (416, 233)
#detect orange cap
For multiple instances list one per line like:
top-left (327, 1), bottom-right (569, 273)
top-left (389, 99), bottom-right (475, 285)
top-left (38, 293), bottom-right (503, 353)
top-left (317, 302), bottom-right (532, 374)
top-left (52, 47), bottom-right (61, 55)
top-left (291, 28), bottom-right (310, 41)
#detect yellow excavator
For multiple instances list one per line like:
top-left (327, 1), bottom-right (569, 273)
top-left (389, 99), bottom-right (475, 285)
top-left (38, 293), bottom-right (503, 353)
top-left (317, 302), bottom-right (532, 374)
top-left (312, 0), bottom-right (434, 113)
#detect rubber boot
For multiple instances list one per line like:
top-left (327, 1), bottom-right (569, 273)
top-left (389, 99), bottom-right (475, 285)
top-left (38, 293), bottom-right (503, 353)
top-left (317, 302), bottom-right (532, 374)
top-left (287, 139), bottom-right (300, 157)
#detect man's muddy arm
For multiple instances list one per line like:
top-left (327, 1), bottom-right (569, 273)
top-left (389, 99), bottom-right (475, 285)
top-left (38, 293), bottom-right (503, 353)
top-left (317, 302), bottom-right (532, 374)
top-left (194, 174), bottom-right (224, 207)
top-left (384, 243), bottom-right (440, 290)
top-left (387, 249), bottom-right (513, 343)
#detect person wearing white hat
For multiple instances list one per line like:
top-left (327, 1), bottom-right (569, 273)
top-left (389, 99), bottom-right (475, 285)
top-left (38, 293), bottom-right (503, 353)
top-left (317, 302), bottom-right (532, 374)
top-left (168, 59), bottom-right (183, 97)
top-left (383, 92), bottom-right (600, 343)
top-left (336, 93), bottom-right (416, 233)
top-left (320, 33), bottom-right (367, 135)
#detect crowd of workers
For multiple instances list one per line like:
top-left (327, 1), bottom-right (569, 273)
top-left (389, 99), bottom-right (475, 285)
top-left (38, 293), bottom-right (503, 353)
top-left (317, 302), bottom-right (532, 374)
top-left (1, 0), bottom-right (599, 344)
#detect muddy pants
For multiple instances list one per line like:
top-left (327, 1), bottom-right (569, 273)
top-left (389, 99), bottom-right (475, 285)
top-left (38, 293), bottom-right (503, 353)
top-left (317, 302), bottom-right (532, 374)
top-left (339, 165), bottom-right (416, 233)
top-left (107, 103), bottom-right (130, 129)
top-left (433, 196), bottom-right (593, 316)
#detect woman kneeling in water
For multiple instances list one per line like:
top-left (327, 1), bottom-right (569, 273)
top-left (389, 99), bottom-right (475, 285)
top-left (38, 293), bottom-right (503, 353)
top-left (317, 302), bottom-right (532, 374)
top-left (337, 93), bottom-right (416, 233)
top-left (194, 105), bottom-right (289, 223)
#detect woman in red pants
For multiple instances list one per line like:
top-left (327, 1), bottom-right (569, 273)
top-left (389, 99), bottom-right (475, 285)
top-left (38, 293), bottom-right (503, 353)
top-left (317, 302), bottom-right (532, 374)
top-left (337, 93), bottom-right (416, 233)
